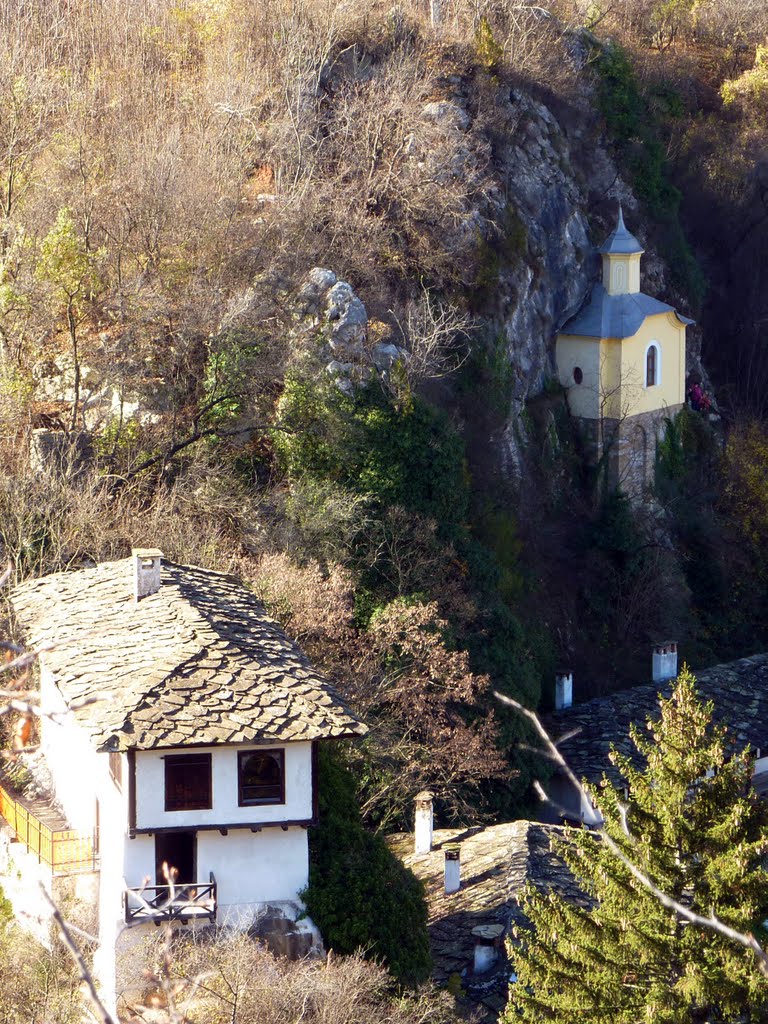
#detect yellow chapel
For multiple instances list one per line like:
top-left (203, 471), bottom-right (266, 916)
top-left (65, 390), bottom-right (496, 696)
top-left (556, 207), bottom-right (693, 494)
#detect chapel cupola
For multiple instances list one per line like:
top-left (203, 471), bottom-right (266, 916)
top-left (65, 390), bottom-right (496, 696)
top-left (598, 205), bottom-right (643, 296)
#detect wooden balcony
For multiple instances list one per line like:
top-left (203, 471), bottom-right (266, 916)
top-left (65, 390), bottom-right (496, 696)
top-left (0, 778), bottom-right (98, 875)
top-left (124, 873), bottom-right (217, 925)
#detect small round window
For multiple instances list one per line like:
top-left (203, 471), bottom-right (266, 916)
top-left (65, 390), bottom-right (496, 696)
top-left (573, 367), bottom-right (583, 385)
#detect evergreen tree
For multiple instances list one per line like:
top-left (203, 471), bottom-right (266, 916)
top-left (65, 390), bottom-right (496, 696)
top-left (505, 669), bottom-right (768, 1023)
top-left (302, 744), bottom-right (432, 986)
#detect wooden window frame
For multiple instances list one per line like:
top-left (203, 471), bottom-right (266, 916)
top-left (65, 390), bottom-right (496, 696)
top-left (164, 753), bottom-right (212, 812)
top-left (109, 751), bottom-right (123, 791)
top-left (238, 749), bottom-right (285, 807)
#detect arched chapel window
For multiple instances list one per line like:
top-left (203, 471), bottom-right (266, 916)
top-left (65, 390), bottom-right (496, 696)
top-left (646, 344), bottom-right (658, 387)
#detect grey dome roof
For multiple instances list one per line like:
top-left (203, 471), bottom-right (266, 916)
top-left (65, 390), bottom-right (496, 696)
top-left (597, 206), bottom-right (644, 256)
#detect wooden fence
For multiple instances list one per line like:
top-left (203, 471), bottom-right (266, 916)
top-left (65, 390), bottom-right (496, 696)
top-left (124, 873), bottom-right (217, 925)
top-left (0, 781), bottom-right (97, 875)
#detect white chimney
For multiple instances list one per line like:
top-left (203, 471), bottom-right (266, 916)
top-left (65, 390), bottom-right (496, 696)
top-left (555, 670), bottom-right (573, 711)
top-left (652, 642), bottom-right (678, 683)
top-left (414, 790), bottom-right (434, 856)
top-left (472, 923), bottom-right (505, 973)
top-left (133, 548), bottom-right (163, 601)
top-left (444, 844), bottom-right (460, 894)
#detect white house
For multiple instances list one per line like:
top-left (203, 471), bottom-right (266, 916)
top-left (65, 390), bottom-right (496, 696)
top-left (3, 549), bottom-right (367, 1009)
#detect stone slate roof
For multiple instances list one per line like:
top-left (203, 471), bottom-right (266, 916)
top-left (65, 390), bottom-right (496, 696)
top-left (597, 207), bottom-right (643, 255)
top-left (543, 654), bottom-right (768, 788)
top-left (390, 822), bottom-right (588, 1017)
top-left (559, 283), bottom-right (694, 340)
top-left (10, 557), bottom-right (367, 752)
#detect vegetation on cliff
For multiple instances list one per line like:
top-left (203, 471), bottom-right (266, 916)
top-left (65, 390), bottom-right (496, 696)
top-left (2, 0), bottom-right (768, 990)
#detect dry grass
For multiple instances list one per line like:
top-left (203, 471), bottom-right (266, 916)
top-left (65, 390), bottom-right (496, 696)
top-left (123, 931), bottom-right (462, 1024)
top-left (0, 454), bottom-right (262, 581)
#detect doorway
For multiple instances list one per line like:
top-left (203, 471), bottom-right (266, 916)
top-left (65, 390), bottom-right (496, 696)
top-left (155, 831), bottom-right (196, 885)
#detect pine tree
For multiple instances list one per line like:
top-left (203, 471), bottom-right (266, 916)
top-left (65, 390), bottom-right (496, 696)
top-left (505, 668), bottom-right (768, 1023)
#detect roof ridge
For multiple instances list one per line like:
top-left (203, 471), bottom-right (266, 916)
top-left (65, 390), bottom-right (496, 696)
top-left (10, 557), bottom-right (368, 751)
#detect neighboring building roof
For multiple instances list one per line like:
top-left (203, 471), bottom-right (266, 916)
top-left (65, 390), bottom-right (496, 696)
top-left (597, 206), bottom-right (644, 255)
top-left (558, 283), bottom-right (694, 340)
top-left (543, 653), bottom-right (768, 789)
top-left (10, 558), bottom-right (367, 752)
top-left (389, 821), bottom-right (589, 1016)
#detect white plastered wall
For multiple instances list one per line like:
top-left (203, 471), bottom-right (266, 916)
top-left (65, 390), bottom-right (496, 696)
top-left (39, 666), bottom-right (104, 833)
top-left (123, 827), bottom-right (310, 917)
top-left (134, 741), bottom-right (313, 830)
top-left (31, 666), bottom-right (130, 1017)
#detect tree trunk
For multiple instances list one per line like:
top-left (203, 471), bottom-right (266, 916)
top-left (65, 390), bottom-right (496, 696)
top-left (67, 298), bottom-right (80, 432)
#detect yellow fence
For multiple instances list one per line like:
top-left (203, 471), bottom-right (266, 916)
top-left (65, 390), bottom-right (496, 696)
top-left (0, 782), bottom-right (97, 875)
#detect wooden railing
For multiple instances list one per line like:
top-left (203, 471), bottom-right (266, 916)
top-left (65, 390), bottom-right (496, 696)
top-left (0, 781), bottom-right (98, 875)
top-left (124, 873), bottom-right (217, 925)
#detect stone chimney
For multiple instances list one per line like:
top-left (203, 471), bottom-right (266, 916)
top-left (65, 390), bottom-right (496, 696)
top-left (133, 548), bottom-right (163, 602)
top-left (652, 641), bottom-right (677, 684)
top-left (555, 670), bottom-right (573, 711)
top-left (413, 790), bottom-right (434, 856)
top-left (472, 923), bottom-right (505, 974)
top-left (444, 843), bottom-right (460, 894)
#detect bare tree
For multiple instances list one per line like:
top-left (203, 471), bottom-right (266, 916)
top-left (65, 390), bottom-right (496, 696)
top-left (392, 283), bottom-right (473, 385)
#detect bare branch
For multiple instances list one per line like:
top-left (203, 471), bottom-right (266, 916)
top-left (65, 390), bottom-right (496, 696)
top-left (40, 884), bottom-right (117, 1024)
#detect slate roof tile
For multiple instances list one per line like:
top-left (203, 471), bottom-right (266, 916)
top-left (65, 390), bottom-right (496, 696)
top-left (543, 653), bottom-right (768, 787)
top-left (390, 821), bottom-right (587, 1017)
top-left (11, 556), bottom-right (367, 752)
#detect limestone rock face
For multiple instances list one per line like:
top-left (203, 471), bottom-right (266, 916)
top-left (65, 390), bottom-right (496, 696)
top-left (420, 85), bottom-right (598, 481)
top-left (420, 99), bottom-right (471, 132)
top-left (290, 268), bottom-right (408, 391)
top-left (411, 83), bottom-right (663, 483)
top-left (325, 281), bottom-right (368, 350)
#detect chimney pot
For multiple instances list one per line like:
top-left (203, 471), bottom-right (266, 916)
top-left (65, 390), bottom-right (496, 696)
top-left (133, 548), bottom-right (164, 601)
top-left (444, 843), bottom-right (461, 894)
top-left (652, 641), bottom-right (678, 683)
top-left (413, 790), bottom-right (434, 856)
top-left (472, 923), bottom-right (505, 974)
top-left (555, 670), bottom-right (573, 711)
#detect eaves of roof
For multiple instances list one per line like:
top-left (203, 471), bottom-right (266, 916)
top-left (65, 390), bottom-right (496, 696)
top-left (559, 284), bottom-right (694, 341)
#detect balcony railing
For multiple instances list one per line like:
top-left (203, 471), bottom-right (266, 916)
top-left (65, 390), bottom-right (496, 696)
top-left (124, 873), bottom-right (217, 925)
top-left (0, 780), bottom-right (98, 875)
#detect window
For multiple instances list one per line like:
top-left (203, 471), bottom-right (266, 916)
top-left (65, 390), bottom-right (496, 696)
top-left (164, 753), bottom-right (212, 811)
top-left (573, 366), bottom-right (583, 385)
top-left (646, 344), bottom-right (658, 387)
top-left (238, 749), bottom-right (285, 806)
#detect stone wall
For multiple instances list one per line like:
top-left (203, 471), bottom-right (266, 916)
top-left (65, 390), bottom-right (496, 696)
top-left (576, 404), bottom-right (683, 499)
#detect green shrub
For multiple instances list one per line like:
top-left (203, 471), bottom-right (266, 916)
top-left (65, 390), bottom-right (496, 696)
top-left (459, 330), bottom-right (515, 416)
top-left (274, 377), bottom-right (469, 536)
top-left (0, 885), bottom-right (11, 925)
top-left (302, 745), bottom-right (432, 986)
top-left (593, 42), bottom-right (705, 309)
top-left (474, 16), bottom-right (503, 73)
top-left (472, 206), bottom-right (528, 312)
